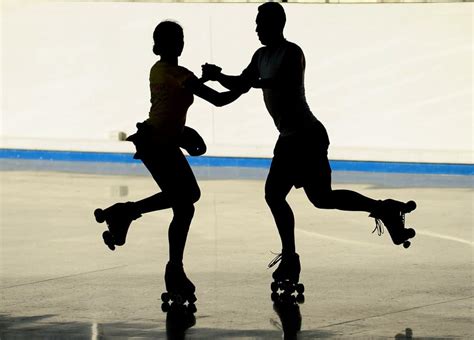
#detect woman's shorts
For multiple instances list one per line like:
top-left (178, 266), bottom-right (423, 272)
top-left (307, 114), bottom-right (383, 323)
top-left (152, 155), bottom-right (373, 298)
top-left (126, 122), bottom-right (200, 202)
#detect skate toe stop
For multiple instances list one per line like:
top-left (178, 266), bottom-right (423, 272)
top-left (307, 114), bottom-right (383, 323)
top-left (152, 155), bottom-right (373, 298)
top-left (94, 209), bottom-right (106, 223)
top-left (102, 231), bottom-right (115, 250)
top-left (161, 302), bottom-right (170, 312)
top-left (407, 201), bottom-right (417, 211)
top-left (188, 303), bottom-right (197, 313)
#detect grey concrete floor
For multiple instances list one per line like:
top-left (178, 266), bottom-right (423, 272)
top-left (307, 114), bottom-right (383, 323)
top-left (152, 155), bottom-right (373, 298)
top-left (1, 168), bottom-right (473, 339)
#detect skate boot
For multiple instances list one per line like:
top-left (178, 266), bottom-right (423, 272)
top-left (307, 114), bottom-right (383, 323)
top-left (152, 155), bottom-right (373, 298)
top-left (94, 202), bottom-right (142, 251)
top-left (161, 262), bottom-right (197, 314)
top-left (369, 199), bottom-right (417, 248)
top-left (268, 253), bottom-right (305, 305)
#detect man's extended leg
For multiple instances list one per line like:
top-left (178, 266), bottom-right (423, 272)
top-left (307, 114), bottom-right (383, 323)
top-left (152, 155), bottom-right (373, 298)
top-left (303, 166), bottom-right (417, 247)
top-left (304, 184), bottom-right (378, 213)
top-left (302, 146), bottom-right (378, 213)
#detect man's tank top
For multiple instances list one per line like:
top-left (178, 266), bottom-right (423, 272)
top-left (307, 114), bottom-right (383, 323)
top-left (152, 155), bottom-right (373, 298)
top-left (242, 40), bottom-right (317, 136)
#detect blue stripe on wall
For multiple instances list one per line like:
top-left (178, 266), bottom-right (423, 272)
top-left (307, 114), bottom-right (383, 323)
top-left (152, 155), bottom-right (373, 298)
top-left (1, 148), bottom-right (472, 175)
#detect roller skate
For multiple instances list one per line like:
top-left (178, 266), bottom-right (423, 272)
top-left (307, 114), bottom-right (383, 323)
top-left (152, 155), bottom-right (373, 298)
top-left (370, 199), bottom-right (417, 248)
top-left (161, 262), bottom-right (197, 314)
top-left (94, 202), bottom-right (141, 251)
top-left (268, 253), bottom-right (305, 305)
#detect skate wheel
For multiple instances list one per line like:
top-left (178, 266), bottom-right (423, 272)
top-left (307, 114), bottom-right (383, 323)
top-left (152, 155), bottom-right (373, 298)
top-left (161, 292), bottom-right (170, 303)
top-left (188, 294), bottom-right (197, 304)
top-left (270, 281), bottom-right (278, 293)
top-left (188, 303), bottom-right (197, 314)
top-left (102, 231), bottom-right (115, 251)
top-left (174, 295), bottom-right (184, 304)
top-left (296, 283), bottom-right (305, 294)
top-left (94, 209), bottom-right (106, 223)
top-left (406, 228), bottom-right (416, 238)
top-left (271, 292), bottom-right (279, 302)
top-left (283, 281), bottom-right (295, 293)
top-left (403, 241), bottom-right (411, 248)
top-left (403, 200), bottom-right (416, 213)
top-left (161, 302), bottom-right (170, 312)
top-left (296, 294), bottom-right (305, 304)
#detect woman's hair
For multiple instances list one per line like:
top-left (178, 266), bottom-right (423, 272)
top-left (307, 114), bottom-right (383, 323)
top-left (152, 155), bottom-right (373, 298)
top-left (152, 20), bottom-right (184, 56)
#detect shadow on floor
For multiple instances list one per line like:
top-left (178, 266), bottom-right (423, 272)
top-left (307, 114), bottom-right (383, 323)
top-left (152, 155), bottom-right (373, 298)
top-left (0, 312), bottom-right (340, 339)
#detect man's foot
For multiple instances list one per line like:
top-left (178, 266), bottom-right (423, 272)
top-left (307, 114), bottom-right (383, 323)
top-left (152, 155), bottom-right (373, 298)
top-left (268, 253), bottom-right (305, 304)
top-left (269, 252), bottom-right (301, 282)
top-left (370, 199), bottom-right (417, 248)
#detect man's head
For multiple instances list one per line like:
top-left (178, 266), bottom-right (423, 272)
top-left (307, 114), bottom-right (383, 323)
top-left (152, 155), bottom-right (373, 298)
top-left (153, 21), bottom-right (184, 57)
top-left (256, 2), bottom-right (286, 46)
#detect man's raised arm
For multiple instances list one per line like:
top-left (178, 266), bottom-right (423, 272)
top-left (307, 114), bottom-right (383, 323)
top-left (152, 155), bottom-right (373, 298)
top-left (201, 63), bottom-right (251, 93)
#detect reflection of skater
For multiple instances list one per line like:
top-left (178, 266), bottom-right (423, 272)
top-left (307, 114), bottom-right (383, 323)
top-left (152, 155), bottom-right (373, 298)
top-left (202, 2), bottom-right (417, 290)
top-left (95, 21), bottom-right (245, 308)
top-left (166, 306), bottom-right (196, 340)
top-left (271, 300), bottom-right (302, 340)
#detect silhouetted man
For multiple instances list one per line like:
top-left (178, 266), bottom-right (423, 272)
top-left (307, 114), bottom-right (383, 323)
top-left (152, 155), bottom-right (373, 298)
top-left (202, 2), bottom-right (416, 287)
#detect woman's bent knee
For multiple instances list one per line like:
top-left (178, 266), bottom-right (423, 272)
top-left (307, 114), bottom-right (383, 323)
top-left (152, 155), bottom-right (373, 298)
top-left (172, 186), bottom-right (200, 205)
top-left (171, 203), bottom-right (195, 220)
top-left (191, 187), bottom-right (201, 204)
top-left (265, 192), bottom-right (286, 208)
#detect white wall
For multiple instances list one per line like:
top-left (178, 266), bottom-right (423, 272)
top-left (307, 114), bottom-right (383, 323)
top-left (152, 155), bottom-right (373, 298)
top-left (1, 1), bottom-right (472, 163)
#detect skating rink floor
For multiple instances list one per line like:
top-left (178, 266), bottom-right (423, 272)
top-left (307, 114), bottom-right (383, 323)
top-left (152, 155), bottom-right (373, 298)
top-left (1, 161), bottom-right (473, 339)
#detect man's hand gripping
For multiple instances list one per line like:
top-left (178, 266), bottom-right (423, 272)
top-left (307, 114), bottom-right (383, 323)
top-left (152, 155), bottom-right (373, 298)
top-left (201, 63), bottom-right (222, 83)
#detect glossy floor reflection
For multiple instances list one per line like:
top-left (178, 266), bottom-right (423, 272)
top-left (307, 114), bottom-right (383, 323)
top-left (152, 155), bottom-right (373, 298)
top-left (1, 168), bottom-right (472, 339)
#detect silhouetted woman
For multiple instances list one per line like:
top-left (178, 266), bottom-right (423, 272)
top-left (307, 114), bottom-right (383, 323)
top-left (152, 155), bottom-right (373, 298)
top-left (94, 20), bottom-right (245, 303)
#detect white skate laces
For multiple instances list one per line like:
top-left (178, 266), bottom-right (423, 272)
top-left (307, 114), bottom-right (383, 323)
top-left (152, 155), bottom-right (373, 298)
top-left (371, 211), bottom-right (407, 236)
top-left (372, 218), bottom-right (385, 236)
top-left (268, 252), bottom-right (283, 269)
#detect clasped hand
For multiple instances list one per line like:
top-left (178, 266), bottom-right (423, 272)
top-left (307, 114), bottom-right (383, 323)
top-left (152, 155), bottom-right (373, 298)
top-left (201, 63), bottom-right (222, 82)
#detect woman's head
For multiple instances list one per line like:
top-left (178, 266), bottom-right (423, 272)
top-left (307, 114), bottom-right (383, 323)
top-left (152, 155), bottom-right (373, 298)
top-left (153, 21), bottom-right (184, 57)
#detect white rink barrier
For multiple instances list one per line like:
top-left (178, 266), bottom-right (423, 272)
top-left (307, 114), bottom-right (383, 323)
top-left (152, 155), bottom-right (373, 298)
top-left (1, 1), bottom-right (472, 164)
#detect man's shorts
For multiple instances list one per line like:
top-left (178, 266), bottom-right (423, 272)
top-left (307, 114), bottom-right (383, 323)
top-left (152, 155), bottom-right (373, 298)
top-left (271, 120), bottom-right (331, 189)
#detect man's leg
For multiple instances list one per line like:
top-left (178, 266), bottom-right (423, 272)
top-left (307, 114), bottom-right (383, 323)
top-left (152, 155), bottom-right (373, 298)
top-left (304, 185), bottom-right (378, 213)
top-left (265, 156), bottom-right (305, 290)
top-left (265, 158), bottom-right (296, 255)
top-left (302, 151), bottom-right (417, 244)
top-left (302, 150), bottom-right (378, 213)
